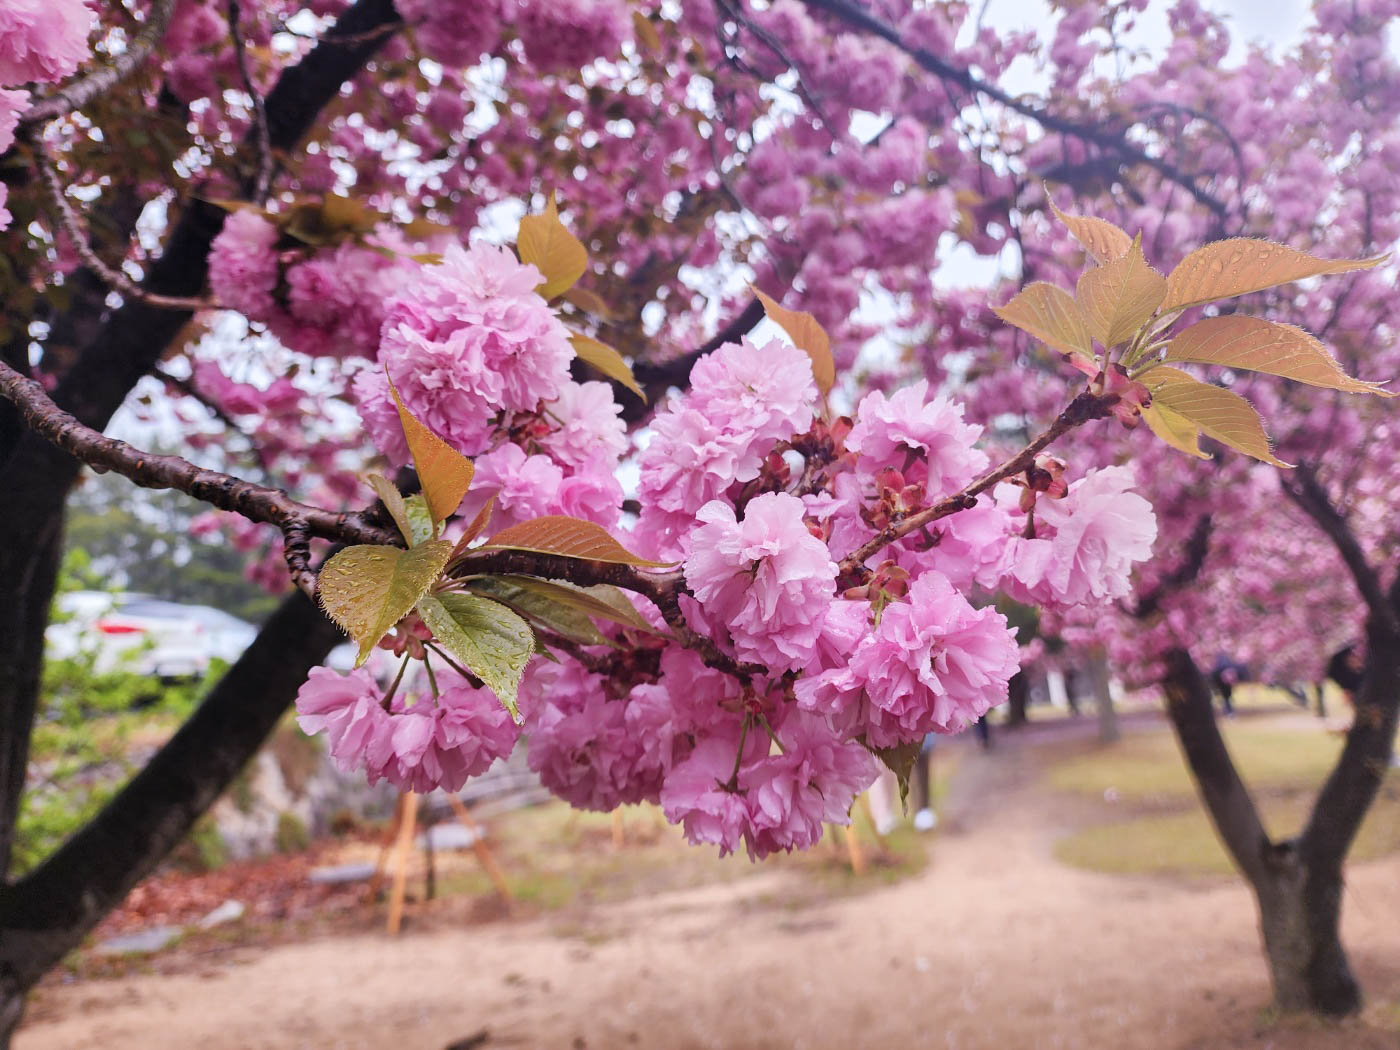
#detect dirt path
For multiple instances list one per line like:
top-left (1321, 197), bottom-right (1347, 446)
top-left (19, 732), bottom-right (1400, 1050)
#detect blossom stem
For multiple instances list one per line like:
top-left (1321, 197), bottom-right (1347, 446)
top-left (837, 390), bottom-right (1115, 581)
top-left (382, 654), bottom-right (411, 711)
top-left (725, 716), bottom-right (751, 792)
top-left (422, 650), bottom-right (440, 699)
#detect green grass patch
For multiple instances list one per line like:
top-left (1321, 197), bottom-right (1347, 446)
top-left (1046, 724), bottom-right (1347, 804)
top-left (1047, 719), bottom-right (1400, 878)
top-left (1054, 787), bottom-right (1400, 878)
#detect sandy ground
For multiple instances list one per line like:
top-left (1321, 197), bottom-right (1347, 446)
top-left (18, 727), bottom-right (1400, 1050)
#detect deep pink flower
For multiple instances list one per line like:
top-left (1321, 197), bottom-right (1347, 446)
top-left (848, 380), bottom-right (987, 496)
top-left (208, 211), bottom-right (280, 321)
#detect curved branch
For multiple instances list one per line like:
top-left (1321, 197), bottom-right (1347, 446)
top-left (1279, 464), bottom-right (1395, 633)
top-left (19, 0), bottom-right (179, 126)
top-left (29, 137), bottom-right (215, 313)
top-left (0, 359), bottom-right (397, 550)
top-left (799, 0), bottom-right (1233, 225)
top-left (837, 389), bottom-right (1115, 577)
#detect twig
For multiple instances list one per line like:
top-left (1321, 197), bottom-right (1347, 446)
top-left (228, 0), bottom-right (275, 204)
top-left (20, 0), bottom-right (179, 126)
top-left (281, 521), bottom-right (317, 598)
top-left (0, 358), bottom-right (397, 551)
top-left (29, 138), bottom-right (216, 312)
top-left (799, 0), bottom-right (1233, 226)
top-left (837, 390), bottom-right (1114, 578)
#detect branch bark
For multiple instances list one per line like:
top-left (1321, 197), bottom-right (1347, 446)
top-left (0, 358), bottom-right (398, 551)
top-left (799, 0), bottom-right (1233, 225)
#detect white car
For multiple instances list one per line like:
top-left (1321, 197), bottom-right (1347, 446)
top-left (46, 592), bottom-right (257, 679)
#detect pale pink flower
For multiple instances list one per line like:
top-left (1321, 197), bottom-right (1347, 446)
top-left (0, 0), bottom-right (93, 85)
top-left (1002, 466), bottom-right (1158, 607)
top-left (848, 380), bottom-right (987, 496)
top-left (684, 493), bottom-right (837, 671)
top-left (208, 211), bottom-right (280, 320)
top-left (379, 242), bottom-right (574, 457)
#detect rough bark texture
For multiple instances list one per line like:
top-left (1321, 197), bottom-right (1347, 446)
top-left (0, 4), bottom-right (400, 1044)
top-left (1086, 652), bottom-right (1119, 744)
top-left (1161, 632), bottom-right (1399, 1017)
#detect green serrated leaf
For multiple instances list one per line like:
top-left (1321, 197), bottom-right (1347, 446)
top-left (493, 576), bottom-right (655, 633)
top-left (416, 593), bottom-right (534, 719)
top-left (404, 494), bottom-right (436, 546)
top-left (318, 541), bottom-right (453, 666)
top-left (366, 473), bottom-right (414, 546)
top-left (466, 577), bottom-right (612, 646)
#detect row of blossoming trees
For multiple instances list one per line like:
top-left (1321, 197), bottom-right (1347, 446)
top-left (0, 0), bottom-right (1395, 1040)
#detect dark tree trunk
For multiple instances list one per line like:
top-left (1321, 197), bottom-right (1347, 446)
top-left (0, 587), bottom-right (343, 1040)
top-left (1161, 636), bottom-right (1398, 1016)
top-left (1004, 669), bottom-right (1029, 726)
top-left (0, 5), bottom-right (401, 1043)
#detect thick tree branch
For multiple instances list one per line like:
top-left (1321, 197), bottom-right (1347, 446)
top-left (1279, 464), bottom-right (1395, 633)
top-left (799, 0), bottom-right (1232, 225)
top-left (1161, 647), bottom-right (1276, 889)
top-left (837, 389), bottom-right (1115, 577)
top-left (18, 0), bottom-right (178, 126)
top-left (1301, 592), bottom-right (1400, 875)
top-left (0, 359), bottom-right (397, 550)
top-left (0, 586), bottom-right (344, 989)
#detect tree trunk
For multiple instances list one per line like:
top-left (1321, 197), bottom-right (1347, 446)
top-left (1161, 645), bottom-right (1380, 1016)
top-left (1086, 652), bottom-right (1119, 744)
top-left (1004, 669), bottom-right (1029, 726)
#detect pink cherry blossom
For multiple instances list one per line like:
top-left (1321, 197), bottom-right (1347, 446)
top-left (684, 493), bottom-right (837, 671)
top-left (0, 0), bottom-right (93, 85)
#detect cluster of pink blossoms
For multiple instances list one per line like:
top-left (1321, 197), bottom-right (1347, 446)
top-left (208, 211), bottom-right (429, 359)
top-left (0, 0), bottom-right (93, 229)
top-left (294, 240), bottom-right (1158, 860)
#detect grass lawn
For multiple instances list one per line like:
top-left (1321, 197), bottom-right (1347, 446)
top-left (1046, 718), bottom-right (1400, 878)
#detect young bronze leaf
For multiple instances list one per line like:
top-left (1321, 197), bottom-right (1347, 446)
top-left (517, 192), bottom-right (588, 300)
top-left (1049, 201), bottom-right (1133, 264)
top-left (1075, 240), bottom-right (1167, 348)
top-left (1144, 366), bottom-right (1290, 467)
top-left (752, 288), bottom-right (836, 395)
top-left (991, 282), bottom-right (1094, 360)
top-left (1164, 315), bottom-right (1395, 396)
top-left (570, 334), bottom-right (646, 400)
top-left (493, 575), bottom-right (656, 633)
top-left (416, 593), bottom-right (534, 718)
top-left (318, 541), bottom-right (453, 666)
top-left (387, 376), bottom-right (474, 524)
top-left (1142, 400), bottom-right (1209, 460)
top-left (366, 473), bottom-right (414, 546)
top-left (481, 515), bottom-right (671, 566)
top-left (450, 495), bottom-right (496, 559)
top-left (1161, 239), bottom-right (1386, 313)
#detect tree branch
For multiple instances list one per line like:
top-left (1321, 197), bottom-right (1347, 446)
top-left (228, 0), bottom-right (274, 204)
top-left (18, 0), bottom-right (179, 126)
top-left (28, 137), bottom-right (215, 313)
top-left (0, 359), bottom-right (397, 551)
top-left (837, 389), bottom-right (1115, 577)
top-left (1132, 513), bottom-right (1213, 619)
top-left (1161, 647), bottom-right (1276, 889)
top-left (799, 0), bottom-right (1233, 225)
top-left (1279, 464), bottom-right (1396, 633)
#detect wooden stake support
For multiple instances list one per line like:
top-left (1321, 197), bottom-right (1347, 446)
top-left (370, 791), bottom-right (514, 934)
